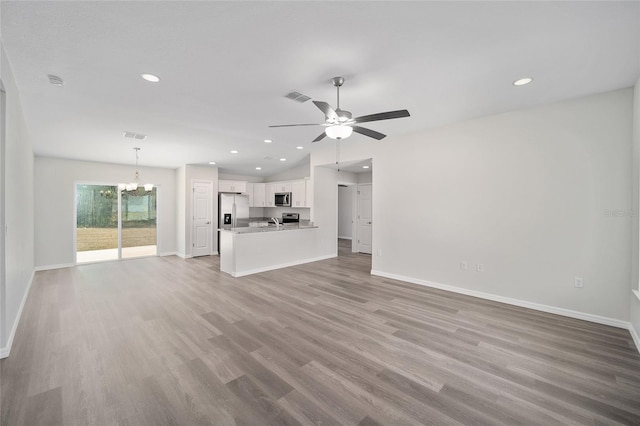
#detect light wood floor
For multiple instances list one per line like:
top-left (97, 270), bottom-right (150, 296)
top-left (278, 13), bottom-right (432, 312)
top-left (2, 241), bottom-right (640, 425)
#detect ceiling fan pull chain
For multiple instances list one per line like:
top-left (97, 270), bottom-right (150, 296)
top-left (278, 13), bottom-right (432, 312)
top-left (336, 139), bottom-right (341, 173)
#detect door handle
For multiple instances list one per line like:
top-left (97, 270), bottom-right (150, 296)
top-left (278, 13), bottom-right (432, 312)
top-left (206, 221), bottom-right (211, 224)
top-left (368, 222), bottom-right (372, 224)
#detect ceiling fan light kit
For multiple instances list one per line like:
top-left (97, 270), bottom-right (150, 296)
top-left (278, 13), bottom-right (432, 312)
top-left (325, 124), bottom-right (353, 140)
top-left (269, 76), bottom-right (410, 143)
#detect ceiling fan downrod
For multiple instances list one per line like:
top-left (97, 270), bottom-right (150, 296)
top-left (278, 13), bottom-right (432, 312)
top-left (332, 76), bottom-right (344, 110)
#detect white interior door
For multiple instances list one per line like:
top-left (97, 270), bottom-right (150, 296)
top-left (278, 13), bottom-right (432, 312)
top-left (357, 183), bottom-right (372, 254)
top-left (192, 181), bottom-right (213, 257)
top-left (1, 80), bottom-right (6, 346)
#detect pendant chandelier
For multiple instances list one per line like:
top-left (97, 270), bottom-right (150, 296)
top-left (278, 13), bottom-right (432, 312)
top-left (119, 147), bottom-right (153, 192)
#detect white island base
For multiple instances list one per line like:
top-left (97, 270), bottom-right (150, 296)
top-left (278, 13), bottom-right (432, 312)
top-left (219, 227), bottom-right (333, 277)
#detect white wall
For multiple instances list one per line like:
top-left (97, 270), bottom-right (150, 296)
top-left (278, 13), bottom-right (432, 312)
top-left (630, 77), bottom-right (640, 346)
top-left (337, 171), bottom-right (357, 185)
top-left (310, 166), bottom-right (339, 257)
top-left (219, 172), bottom-right (264, 183)
top-left (1, 42), bottom-right (35, 357)
top-left (34, 157), bottom-right (177, 268)
top-left (265, 159), bottom-right (310, 182)
top-left (176, 165), bottom-right (186, 255)
top-left (312, 88), bottom-right (634, 323)
top-left (358, 172), bottom-right (372, 184)
top-left (338, 186), bottom-right (353, 239)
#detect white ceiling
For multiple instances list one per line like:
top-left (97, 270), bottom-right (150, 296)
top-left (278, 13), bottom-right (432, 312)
top-left (2, 1), bottom-right (639, 176)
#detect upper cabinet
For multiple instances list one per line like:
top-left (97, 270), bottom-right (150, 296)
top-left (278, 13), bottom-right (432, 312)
top-left (273, 182), bottom-right (292, 193)
top-left (246, 182), bottom-right (254, 206)
top-left (219, 180), bottom-right (247, 193)
top-left (291, 180), bottom-right (306, 207)
top-left (264, 183), bottom-right (276, 207)
top-left (218, 178), bottom-right (310, 208)
top-left (252, 183), bottom-right (266, 207)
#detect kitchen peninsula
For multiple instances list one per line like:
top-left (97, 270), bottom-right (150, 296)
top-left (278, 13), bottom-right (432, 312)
top-left (219, 221), bottom-right (328, 277)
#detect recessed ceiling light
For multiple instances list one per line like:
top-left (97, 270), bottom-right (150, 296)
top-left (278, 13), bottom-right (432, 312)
top-left (141, 73), bottom-right (160, 83)
top-left (256, 167), bottom-right (262, 170)
top-left (296, 146), bottom-right (303, 150)
top-left (513, 77), bottom-right (533, 86)
top-left (280, 158), bottom-right (287, 162)
top-left (363, 165), bottom-right (370, 169)
top-left (209, 161), bottom-right (216, 165)
top-left (231, 150), bottom-right (239, 154)
top-left (264, 139), bottom-right (272, 143)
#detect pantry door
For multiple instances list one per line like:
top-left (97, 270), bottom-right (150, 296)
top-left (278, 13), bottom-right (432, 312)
top-left (192, 181), bottom-right (213, 257)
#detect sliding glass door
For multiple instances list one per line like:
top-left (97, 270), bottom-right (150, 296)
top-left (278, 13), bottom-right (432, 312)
top-left (121, 187), bottom-right (157, 258)
top-left (76, 184), bottom-right (157, 263)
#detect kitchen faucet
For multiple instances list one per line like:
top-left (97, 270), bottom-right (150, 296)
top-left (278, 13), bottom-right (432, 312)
top-left (271, 217), bottom-right (280, 226)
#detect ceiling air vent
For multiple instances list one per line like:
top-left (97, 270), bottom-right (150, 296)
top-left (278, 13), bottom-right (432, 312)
top-left (123, 131), bottom-right (147, 140)
top-left (47, 75), bottom-right (64, 86)
top-left (284, 91), bottom-right (311, 103)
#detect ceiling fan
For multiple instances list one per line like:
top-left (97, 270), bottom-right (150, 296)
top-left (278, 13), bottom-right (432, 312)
top-left (270, 76), bottom-right (410, 142)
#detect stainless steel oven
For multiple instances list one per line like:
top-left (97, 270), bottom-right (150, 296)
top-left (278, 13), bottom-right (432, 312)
top-left (282, 213), bottom-right (299, 223)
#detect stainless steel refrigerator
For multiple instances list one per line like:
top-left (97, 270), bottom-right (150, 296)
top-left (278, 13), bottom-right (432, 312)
top-left (219, 193), bottom-right (250, 229)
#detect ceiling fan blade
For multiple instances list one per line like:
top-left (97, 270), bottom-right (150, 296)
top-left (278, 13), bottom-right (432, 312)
top-left (313, 101), bottom-right (338, 120)
top-left (269, 123), bottom-right (322, 128)
top-left (351, 125), bottom-right (386, 140)
top-left (353, 109), bottom-right (410, 124)
top-left (312, 132), bottom-right (327, 143)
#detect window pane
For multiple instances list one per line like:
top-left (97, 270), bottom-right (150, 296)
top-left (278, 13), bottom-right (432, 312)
top-left (121, 187), bottom-right (157, 258)
top-left (76, 184), bottom-right (118, 262)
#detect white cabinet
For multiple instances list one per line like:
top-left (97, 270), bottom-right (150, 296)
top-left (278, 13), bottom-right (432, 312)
top-left (291, 180), bottom-right (306, 207)
top-left (219, 180), bottom-right (247, 193)
top-left (252, 183), bottom-right (265, 207)
top-left (261, 179), bottom-right (311, 208)
top-left (246, 183), bottom-right (254, 206)
top-left (265, 183), bottom-right (276, 207)
top-left (274, 182), bottom-right (292, 193)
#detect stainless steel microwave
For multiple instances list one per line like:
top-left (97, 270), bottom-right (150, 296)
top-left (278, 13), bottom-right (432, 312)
top-left (275, 192), bottom-right (291, 207)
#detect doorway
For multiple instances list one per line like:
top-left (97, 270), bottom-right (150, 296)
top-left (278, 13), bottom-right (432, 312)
top-left (334, 158), bottom-right (373, 257)
top-left (75, 184), bottom-right (157, 263)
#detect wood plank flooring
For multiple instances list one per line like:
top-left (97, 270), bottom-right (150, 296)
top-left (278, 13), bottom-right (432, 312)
top-left (2, 240), bottom-right (640, 425)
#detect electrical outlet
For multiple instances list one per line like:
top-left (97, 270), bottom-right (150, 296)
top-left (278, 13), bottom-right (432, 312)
top-left (574, 277), bottom-right (584, 288)
top-left (476, 263), bottom-right (484, 272)
top-left (460, 261), bottom-right (468, 271)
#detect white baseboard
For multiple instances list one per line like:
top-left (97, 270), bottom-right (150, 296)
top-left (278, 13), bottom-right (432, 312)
top-left (34, 263), bottom-right (74, 272)
top-left (338, 236), bottom-right (352, 240)
top-left (231, 254), bottom-right (337, 278)
top-left (1, 270), bottom-right (35, 359)
top-left (175, 252), bottom-right (192, 259)
top-left (370, 270), bottom-right (631, 330)
top-left (630, 322), bottom-right (640, 354)
top-left (159, 251), bottom-right (177, 257)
